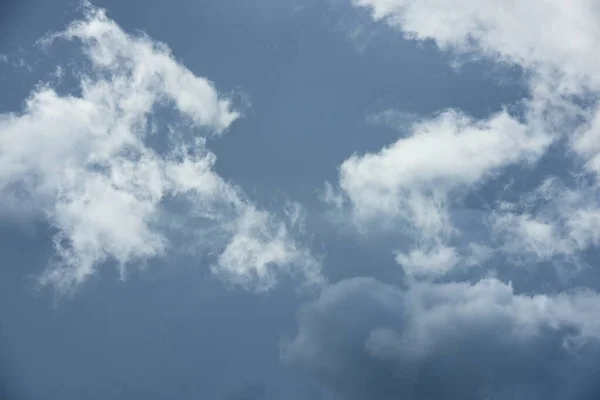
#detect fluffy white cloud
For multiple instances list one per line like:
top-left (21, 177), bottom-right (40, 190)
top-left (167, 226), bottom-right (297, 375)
top-left (327, 108), bottom-right (550, 277)
top-left (354, 0), bottom-right (600, 94)
top-left (337, 109), bottom-right (548, 227)
top-left (334, 0), bottom-right (600, 278)
top-left (0, 4), bottom-right (321, 294)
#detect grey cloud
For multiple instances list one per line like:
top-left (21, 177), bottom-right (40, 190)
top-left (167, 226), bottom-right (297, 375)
top-left (281, 277), bottom-right (600, 400)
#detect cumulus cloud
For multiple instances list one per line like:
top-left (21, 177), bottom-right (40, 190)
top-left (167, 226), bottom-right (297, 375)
top-left (322, 0), bottom-right (600, 279)
top-left (282, 277), bottom-right (600, 400)
top-left (354, 0), bottom-right (600, 94)
top-left (304, 2), bottom-right (600, 396)
top-left (0, 3), bottom-right (321, 294)
top-left (326, 108), bottom-right (550, 277)
top-left (337, 109), bottom-right (548, 227)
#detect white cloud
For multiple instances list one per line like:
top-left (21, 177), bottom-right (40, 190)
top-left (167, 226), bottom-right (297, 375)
top-left (328, 108), bottom-right (550, 277)
top-left (353, 0), bottom-right (600, 94)
top-left (367, 277), bottom-right (600, 357)
top-left (493, 213), bottom-right (567, 260)
top-left (0, 4), bottom-right (321, 294)
top-left (334, 0), bottom-right (600, 278)
top-left (485, 101), bottom-right (600, 267)
top-left (394, 244), bottom-right (459, 279)
top-left (490, 178), bottom-right (600, 272)
top-left (42, 3), bottom-right (239, 133)
top-left (301, 2), bottom-right (600, 396)
top-left (214, 206), bottom-right (324, 292)
top-left (338, 109), bottom-right (548, 226)
top-left (573, 104), bottom-right (600, 176)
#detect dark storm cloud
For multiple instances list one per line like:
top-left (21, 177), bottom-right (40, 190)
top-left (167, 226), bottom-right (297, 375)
top-left (281, 277), bottom-right (600, 400)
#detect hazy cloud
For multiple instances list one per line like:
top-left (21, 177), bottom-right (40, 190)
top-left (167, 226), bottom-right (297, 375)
top-left (283, 277), bottom-right (600, 400)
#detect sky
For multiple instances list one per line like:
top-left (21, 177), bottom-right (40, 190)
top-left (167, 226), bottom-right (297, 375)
top-left (1, 0), bottom-right (600, 399)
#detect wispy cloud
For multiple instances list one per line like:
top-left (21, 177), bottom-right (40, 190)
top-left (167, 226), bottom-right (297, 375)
top-left (322, 0), bottom-right (600, 280)
top-left (0, 3), bottom-right (322, 295)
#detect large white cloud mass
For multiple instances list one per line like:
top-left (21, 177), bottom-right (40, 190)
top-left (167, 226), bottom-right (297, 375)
top-left (4, 1), bottom-right (600, 398)
top-left (330, 108), bottom-right (551, 278)
top-left (0, 4), bottom-right (322, 294)
top-left (292, 1), bottom-right (600, 398)
top-left (354, 0), bottom-right (600, 94)
top-left (320, 0), bottom-right (600, 279)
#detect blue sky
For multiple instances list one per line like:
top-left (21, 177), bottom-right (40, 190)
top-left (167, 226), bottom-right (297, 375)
top-left (1, 1), bottom-right (600, 399)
